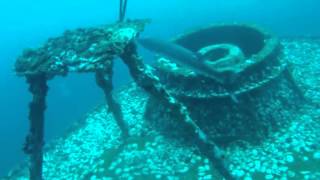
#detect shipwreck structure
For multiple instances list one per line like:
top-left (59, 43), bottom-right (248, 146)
top-left (150, 23), bottom-right (305, 145)
top-left (10, 14), bottom-right (318, 179)
top-left (14, 20), bottom-right (238, 179)
top-left (7, 0), bottom-right (320, 178)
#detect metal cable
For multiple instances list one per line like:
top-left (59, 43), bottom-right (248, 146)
top-left (119, 0), bottom-right (128, 22)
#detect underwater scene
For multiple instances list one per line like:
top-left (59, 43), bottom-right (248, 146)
top-left (1, 0), bottom-right (320, 179)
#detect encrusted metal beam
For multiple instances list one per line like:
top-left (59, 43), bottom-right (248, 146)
top-left (95, 66), bottom-right (129, 138)
top-left (23, 74), bottom-right (48, 180)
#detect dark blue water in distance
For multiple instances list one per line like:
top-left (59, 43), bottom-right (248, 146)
top-left (0, 0), bottom-right (319, 176)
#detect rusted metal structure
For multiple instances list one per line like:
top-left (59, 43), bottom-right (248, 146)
top-left (15, 20), bottom-right (235, 180)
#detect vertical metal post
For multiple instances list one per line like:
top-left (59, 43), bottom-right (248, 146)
top-left (23, 74), bottom-right (48, 180)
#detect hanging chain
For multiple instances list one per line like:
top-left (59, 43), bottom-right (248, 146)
top-left (119, 0), bottom-right (128, 22)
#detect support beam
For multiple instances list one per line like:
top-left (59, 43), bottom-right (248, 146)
top-left (95, 69), bottom-right (129, 138)
top-left (23, 74), bottom-right (48, 180)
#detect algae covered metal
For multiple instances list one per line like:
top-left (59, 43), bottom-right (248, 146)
top-left (149, 23), bottom-right (305, 145)
top-left (15, 20), bottom-right (148, 77)
top-left (8, 20), bottom-right (320, 180)
top-left (155, 23), bottom-right (285, 99)
top-left (14, 19), bottom-right (150, 180)
top-left (13, 20), bottom-right (237, 180)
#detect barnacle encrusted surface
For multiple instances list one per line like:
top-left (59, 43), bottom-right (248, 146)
top-left (4, 37), bottom-right (320, 180)
top-left (14, 20), bottom-right (149, 77)
top-left (155, 23), bottom-right (282, 99)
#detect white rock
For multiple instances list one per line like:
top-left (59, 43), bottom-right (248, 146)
top-left (90, 175), bottom-right (97, 180)
top-left (279, 166), bottom-right (288, 172)
top-left (254, 160), bottom-right (261, 169)
top-left (265, 174), bottom-right (273, 179)
top-left (203, 174), bottom-right (213, 180)
top-left (155, 174), bottom-right (162, 179)
top-left (251, 149), bottom-right (258, 156)
top-left (98, 159), bottom-right (105, 165)
top-left (287, 170), bottom-right (296, 178)
top-left (99, 168), bottom-right (105, 173)
top-left (178, 166), bottom-right (189, 173)
top-left (244, 175), bottom-right (252, 180)
top-left (280, 176), bottom-right (288, 180)
top-left (203, 165), bottom-right (210, 171)
top-left (313, 151), bottom-right (320, 160)
top-left (203, 158), bottom-right (209, 164)
top-left (233, 169), bottom-right (245, 177)
top-left (115, 168), bottom-right (122, 174)
top-left (286, 155), bottom-right (294, 163)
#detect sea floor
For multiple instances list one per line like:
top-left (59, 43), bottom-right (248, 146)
top-left (3, 37), bottom-right (320, 180)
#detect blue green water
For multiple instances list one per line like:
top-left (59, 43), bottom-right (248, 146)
top-left (0, 0), bottom-right (319, 177)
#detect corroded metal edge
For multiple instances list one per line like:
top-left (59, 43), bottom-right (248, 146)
top-left (14, 19), bottom-right (150, 78)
